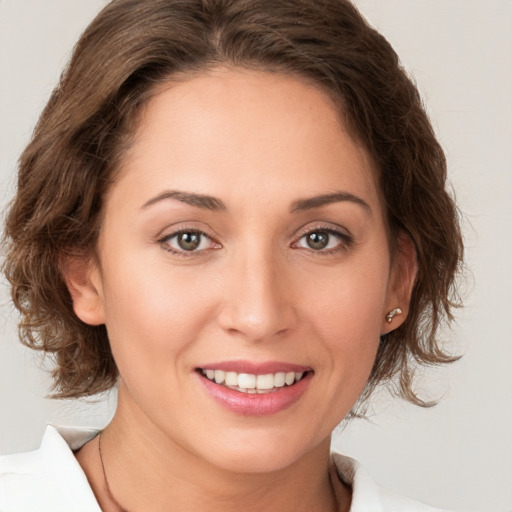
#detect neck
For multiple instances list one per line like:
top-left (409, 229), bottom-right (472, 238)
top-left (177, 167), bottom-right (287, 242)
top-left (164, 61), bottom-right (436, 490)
top-left (88, 394), bottom-right (349, 512)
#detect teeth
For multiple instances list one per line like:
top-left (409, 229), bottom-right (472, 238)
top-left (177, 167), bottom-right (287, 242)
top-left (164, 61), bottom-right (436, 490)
top-left (238, 373), bottom-right (256, 389)
top-left (274, 372), bottom-right (286, 387)
top-left (285, 372), bottom-right (295, 385)
top-left (225, 371), bottom-right (238, 386)
top-left (202, 368), bottom-right (307, 392)
top-left (256, 374), bottom-right (274, 390)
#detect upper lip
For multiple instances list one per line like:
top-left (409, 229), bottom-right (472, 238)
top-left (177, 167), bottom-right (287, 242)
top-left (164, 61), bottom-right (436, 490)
top-left (196, 360), bottom-right (312, 375)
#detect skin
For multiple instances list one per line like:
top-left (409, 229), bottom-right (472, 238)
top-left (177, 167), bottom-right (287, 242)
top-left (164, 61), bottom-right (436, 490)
top-left (69, 68), bottom-right (416, 512)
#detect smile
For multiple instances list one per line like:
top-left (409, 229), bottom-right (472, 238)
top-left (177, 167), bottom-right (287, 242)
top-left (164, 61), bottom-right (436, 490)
top-left (196, 363), bottom-right (313, 416)
top-left (199, 369), bottom-right (306, 394)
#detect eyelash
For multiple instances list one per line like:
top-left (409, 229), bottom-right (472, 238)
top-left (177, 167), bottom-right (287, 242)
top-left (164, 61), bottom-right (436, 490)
top-left (158, 229), bottom-right (219, 257)
top-left (293, 225), bottom-right (354, 255)
top-left (157, 225), bottom-right (353, 257)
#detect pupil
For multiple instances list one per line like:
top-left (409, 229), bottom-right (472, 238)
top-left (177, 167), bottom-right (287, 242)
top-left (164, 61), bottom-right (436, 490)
top-left (178, 232), bottom-right (200, 251)
top-left (307, 231), bottom-right (329, 250)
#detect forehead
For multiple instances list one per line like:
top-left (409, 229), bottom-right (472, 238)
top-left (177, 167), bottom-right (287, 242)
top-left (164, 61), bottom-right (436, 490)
top-left (111, 67), bottom-right (380, 212)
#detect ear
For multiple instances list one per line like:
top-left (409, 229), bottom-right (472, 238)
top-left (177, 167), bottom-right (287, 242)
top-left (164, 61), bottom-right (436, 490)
top-left (61, 255), bottom-right (106, 326)
top-left (382, 232), bottom-right (418, 334)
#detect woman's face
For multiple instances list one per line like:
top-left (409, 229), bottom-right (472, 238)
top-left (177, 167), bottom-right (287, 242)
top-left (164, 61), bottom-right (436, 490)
top-left (72, 68), bottom-right (411, 473)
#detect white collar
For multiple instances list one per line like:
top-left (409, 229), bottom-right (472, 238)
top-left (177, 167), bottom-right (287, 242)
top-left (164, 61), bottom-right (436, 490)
top-left (0, 425), bottom-right (101, 512)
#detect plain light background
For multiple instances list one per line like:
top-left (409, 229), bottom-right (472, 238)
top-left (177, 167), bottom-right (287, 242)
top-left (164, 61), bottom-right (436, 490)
top-left (0, 1), bottom-right (511, 511)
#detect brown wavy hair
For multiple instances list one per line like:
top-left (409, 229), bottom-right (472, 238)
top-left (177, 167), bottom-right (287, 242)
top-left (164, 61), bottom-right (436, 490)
top-left (2, 0), bottom-right (463, 406)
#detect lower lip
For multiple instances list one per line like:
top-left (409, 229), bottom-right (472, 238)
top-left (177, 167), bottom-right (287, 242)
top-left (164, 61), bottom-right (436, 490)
top-left (197, 372), bottom-right (312, 416)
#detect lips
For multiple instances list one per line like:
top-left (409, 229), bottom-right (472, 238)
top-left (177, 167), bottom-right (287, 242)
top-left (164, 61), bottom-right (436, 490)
top-left (196, 361), bottom-right (313, 416)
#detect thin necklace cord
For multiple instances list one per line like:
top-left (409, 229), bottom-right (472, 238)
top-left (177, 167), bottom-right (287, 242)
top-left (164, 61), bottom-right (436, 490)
top-left (98, 431), bottom-right (131, 512)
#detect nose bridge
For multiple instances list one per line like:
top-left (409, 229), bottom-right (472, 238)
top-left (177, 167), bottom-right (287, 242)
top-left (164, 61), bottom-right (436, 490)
top-left (218, 240), bottom-right (295, 341)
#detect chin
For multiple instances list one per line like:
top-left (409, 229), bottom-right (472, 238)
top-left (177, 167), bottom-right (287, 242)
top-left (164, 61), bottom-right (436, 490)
top-left (208, 448), bottom-right (304, 474)
top-left (195, 426), bottom-right (328, 475)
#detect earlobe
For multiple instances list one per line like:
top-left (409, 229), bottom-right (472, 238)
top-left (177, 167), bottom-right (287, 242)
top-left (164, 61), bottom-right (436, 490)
top-left (382, 233), bottom-right (418, 333)
top-left (61, 255), bottom-right (106, 326)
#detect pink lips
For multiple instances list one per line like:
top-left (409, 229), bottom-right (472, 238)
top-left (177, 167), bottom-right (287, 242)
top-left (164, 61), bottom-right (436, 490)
top-left (196, 360), bottom-right (313, 416)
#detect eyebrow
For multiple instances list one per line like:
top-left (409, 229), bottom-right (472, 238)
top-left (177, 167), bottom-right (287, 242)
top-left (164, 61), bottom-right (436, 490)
top-left (141, 189), bottom-right (371, 214)
top-left (290, 191), bottom-right (372, 213)
top-left (141, 190), bottom-right (227, 211)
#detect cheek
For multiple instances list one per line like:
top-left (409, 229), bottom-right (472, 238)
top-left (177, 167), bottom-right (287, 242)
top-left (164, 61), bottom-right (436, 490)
top-left (302, 252), bottom-right (389, 394)
top-left (99, 257), bottom-right (218, 381)
top-left (307, 256), bottom-right (390, 341)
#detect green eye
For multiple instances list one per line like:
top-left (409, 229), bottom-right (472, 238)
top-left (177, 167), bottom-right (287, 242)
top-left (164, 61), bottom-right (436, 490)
top-left (305, 231), bottom-right (330, 250)
top-left (176, 232), bottom-right (202, 251)
top-left (296, 229), bottom-right (350, 252)
top-left (163, 230), bottom-right (213, 253)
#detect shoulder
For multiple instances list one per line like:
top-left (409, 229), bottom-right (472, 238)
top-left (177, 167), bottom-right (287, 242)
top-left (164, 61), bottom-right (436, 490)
top-left (331, 453), bottom-right (452, 512)
top-left (0, 425), bottom-right (102, 512)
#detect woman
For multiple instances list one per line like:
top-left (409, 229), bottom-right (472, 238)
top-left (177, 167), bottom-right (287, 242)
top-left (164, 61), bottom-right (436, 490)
top-left (0, 0), bottom-right (462, 510)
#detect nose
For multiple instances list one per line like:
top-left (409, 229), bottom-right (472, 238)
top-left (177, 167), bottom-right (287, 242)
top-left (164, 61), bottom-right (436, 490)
top-left (217, 249), bottom-right (297, 342)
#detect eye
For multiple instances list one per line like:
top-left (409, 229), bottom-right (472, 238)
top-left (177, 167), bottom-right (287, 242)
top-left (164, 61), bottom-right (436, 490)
top-left (160, 230), bottom-right (217, 253)
top-left (295, 229), bottom-right (351, 252)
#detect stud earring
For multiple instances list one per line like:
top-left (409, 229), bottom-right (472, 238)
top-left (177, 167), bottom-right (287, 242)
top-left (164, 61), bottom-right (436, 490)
top-left (386, 307), bottom-right (402, 323)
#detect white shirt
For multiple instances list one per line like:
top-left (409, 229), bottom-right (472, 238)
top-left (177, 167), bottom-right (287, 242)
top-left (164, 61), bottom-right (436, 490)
top-left (0, 425), bottom-right (449, 512)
